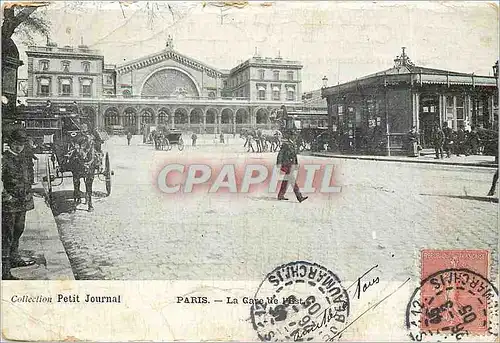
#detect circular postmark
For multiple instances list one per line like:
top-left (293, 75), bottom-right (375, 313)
top-left (250, 261), bottom-right (350, 341)
top-left (406, 268), bottom-right (499, 341)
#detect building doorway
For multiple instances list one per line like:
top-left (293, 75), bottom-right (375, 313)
top-left (419, 95), bottom-right (439, 148)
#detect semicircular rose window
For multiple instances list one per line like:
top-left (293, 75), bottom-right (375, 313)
top-left (141, 69), bottom-right (199, 98)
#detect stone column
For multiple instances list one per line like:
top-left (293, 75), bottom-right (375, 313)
top-left (119, 108), bottom-right (124, 126)
top-left (232, 112), bottom-right (237, 134)
top-left (171, 111), bottom-right (175, 129)
top-left (203, 111), bottom-right (207, 133)
top-left (217, 113), bottom-right (221, 134)
top-left (154, 109), bottom-right (159, 124)
top-left (490, 94), bottom-right (495, 126)
top-left (464, 94), bottom-right (471, 127)
top-left (414, 92), bottom-right (420, 130)
top-left (136, 112), bottom-right (141, 134)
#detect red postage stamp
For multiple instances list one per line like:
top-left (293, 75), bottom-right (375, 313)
top-left (405, 249), bottom-right (498, 340)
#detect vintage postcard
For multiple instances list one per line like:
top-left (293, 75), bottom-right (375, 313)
top-left (1, 1), bottom-right (499, 341)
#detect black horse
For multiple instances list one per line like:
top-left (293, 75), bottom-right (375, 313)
top-left (62, 132), bottom-right (99, 212)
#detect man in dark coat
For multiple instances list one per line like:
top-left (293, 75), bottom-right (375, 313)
top-left (276, 139), bottom-right (308, 202)
top-left (488, 146), bottom-right (499, 196)
top-left (2, 129), bottom-right (36, 280)
top-left (442, 122), bottom-right (453, 158)
top-left (43, 100), bottom-right (53, 117)
top-left (433, 124), bottom-right (445, 159)
top-left (456, 126), bottom-right (466, 156)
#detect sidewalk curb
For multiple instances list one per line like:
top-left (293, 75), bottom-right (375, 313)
top-left (311, 153), bottom-right (498, 169)
top-left (15, 153), bottom-right (76, 280)
top-left (15, 194), bottom-right (75, 280)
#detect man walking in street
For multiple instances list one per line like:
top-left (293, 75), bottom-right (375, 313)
top-left (126, 131), bottom-right (132, 146)
top-left (2, 128), bottom-right (37, 280)
top-left (191, 132), bottom-right (198, 146)
top-left (276, 138), bottom-right (308, 203)
top-left (442, 122), bottom-right (453, 158)
top-left (433, 124), bottom-right (445, 159)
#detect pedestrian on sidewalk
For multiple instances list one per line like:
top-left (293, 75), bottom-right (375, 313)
top-left (276, 139), bottom-right (308, 203)
top-left (43, 100), bottom-right (53, 117)
top-left (433, 124), bottom-right (445, 159)
top-left (468, 126), bottom-right (481, 155)
top-left (442, 122), bottom-right (453, 158)
top-left (487, 148), bottom-right (499, 196)
top-left (126, 131), bottom-right (132, 146)
top-left (455, 126), bottom-right (466, 156)
top-left (2, 128), bottom-right (36, 280)
top-left (220, 132), bottom-right (225, 144)
top-left (191, 132), bottom-right (197, 146)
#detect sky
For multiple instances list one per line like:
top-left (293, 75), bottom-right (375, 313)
top-left (13, 1), bottom-right (500, 92)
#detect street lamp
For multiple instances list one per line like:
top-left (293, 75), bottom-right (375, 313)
top-left (322, 76), bottom-right (328, 88)
top-left (493, 60), bottom-right (499, 79)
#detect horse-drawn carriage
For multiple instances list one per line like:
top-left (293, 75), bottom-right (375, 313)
top-left (17, 105), bottom-right (113, 211)
top-left (149, 124), bottom-right (185, 151)
top-left (295, 127), bottom-right (331, 152)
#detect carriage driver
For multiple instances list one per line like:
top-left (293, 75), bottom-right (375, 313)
top-left (2, 128), bottom-right (37, 280)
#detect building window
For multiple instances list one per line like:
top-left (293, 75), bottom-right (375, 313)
top-left (223, 80), bottom-right (227, 88)
top-left (259, 70), bottom-right (265, 80)
top-left (286, 87), bottom-right (295, 101)
top-left (61, 61), bottom-right (70, 72)
top-left (287, 71), bottom-right (293, 81)
top-left (105, 75), bottom-right (113, 85)
top-left (81, 79), bottom-right (92, 97)
top-left (59, 78), bottom-right (72, 96)
top-left (273, 71), bottom-right (280, 81)
top-left (82, 61), bottom-right (90, 73)
top-left (38, 78), bottom-right (50, 96)
top-left (39, 60), bottom-right (49, 71)
top-left (258, 86), bottom-right (266, 100)
top-left (272, 86), bottom-right (280, 100)
top-left (122, 89), bottom-right (132, 98)
top-left (456, 96), bottom-right (464, 128)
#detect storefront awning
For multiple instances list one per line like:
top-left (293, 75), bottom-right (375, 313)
top-left (82, 79), bottom-right (92, 86)
top-left (258, 86), bottom-right (266, 91)
top-left (40, 79), bottom-right (50, 85)
top-left (272, 86), bottom-right (280, 92)
top-left (61, 79), bottom-right (71, 85)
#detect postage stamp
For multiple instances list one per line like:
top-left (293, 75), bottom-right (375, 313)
top-left (250, 261), bottom-right (350, 341)
top-left (405, 250), bottom-right (499, 341)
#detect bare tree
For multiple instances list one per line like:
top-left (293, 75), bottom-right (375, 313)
top-left (2, 3), bottom-right (50, 43)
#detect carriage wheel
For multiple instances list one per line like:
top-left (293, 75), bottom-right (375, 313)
top-left (164, 138), bottom-right (171, 151)
top-left (178, 137), bottom-right (184, 151)
top-left (297, 139), bottom-right (306, 152)
top-left (105, 152), bottom-right (112, 196)
top-left (45, 158), bottom-right (53, 205)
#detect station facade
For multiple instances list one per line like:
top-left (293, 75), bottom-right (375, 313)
top-left (24, 36), bottom-right (304, 134)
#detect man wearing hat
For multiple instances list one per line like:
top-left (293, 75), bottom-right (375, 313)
top-left (2, 128), bottom-right (36, 280)
top-left (276, 138), bottom-right (308, 203)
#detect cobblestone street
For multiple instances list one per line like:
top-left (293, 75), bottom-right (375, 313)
top-left (51, 135), bottom-right (498, 282)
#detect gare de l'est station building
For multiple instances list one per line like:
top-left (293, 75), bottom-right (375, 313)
top-left (23, 36), bottom-right (305, 134)
top-left (321, 48), bottom-right (498, 154)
